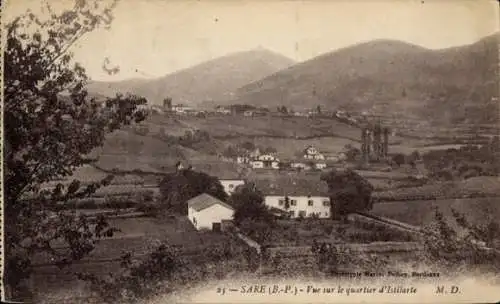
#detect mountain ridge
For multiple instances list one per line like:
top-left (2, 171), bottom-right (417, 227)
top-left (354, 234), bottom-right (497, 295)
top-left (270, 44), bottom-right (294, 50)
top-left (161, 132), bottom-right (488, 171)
top-left (232, 33), bottom-right (499, 125)
top-left (87, 48), bottom-right (295, 107)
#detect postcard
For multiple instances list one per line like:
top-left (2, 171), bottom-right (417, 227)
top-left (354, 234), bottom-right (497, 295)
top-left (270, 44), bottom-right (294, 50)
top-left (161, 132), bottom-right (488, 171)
top-left (1, 0), bottom-right (499, 303)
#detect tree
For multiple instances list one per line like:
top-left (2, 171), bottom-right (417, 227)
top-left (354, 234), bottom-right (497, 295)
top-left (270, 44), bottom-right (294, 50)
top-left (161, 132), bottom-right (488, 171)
top-left (158, 169), bottom-right (227, 214)
top-left (229, 183), bottom-right (274, 225)
top-left (409, 150), bottom-right (421, 163)
top-left (344, 144), bottom-right (360, 162)
top-left (284, 196), bottom-right (291, 211)
top-left (278, 105), bottom-right (288, 114)
top-left (239, 141), bottom-right (256, 152)
top-left (321, 169), bottom-right (374, 220)
top-left (263, 146), bottom-right (277, 154)
top-left (4, 1), bottom-right (148, 299)
top-left (163, 97), bottom-right (172, 110)
top-left (222, 145), bottom-right (239, 159)
top-left (422, 207), bottom-right (500, 274)
top-left (392, 153), bottom-right (406, 167)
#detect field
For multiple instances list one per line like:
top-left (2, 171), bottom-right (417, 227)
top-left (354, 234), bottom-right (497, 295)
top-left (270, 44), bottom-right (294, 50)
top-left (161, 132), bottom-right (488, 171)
top-left (31, 215), bottom-right (247, 297)
top-left (147, 114), bottom-right (366, 140)
top-left (372, 176), bottom-right (500, 201)
top-left (371, 197), bottom-right (500, 228)
top-left (254, 218), bottom-right (416, 248)
top-left (227, 136), bottom-right (358, 158)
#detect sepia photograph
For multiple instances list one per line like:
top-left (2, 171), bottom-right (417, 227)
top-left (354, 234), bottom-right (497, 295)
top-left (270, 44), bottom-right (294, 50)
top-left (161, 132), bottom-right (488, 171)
top-left (2, 0), bottom-right (500, 303)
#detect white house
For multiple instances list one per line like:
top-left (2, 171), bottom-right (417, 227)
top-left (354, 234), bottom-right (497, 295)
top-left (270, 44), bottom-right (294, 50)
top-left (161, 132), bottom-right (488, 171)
top-left (172, 104), bottom-right (193, 114)
top-left (252, 177), bottom-right (332, 219)
top-left (304, 146), bottom-right (325, 160)
top-left (315, 162), bottom-right (327, 170)
top-left (291, 161), bottom-right (311, 170)
top-left (215, 106), bottom-right (232, 115)
top-left (257, 153), bottom-right (280, 169)
top-left (236, 155), bottom-right (250, 164)
top-left (250, 160), bottom-right (265, 169)
top-left (187, 193), bottom-right (234, 231)
top-left (219, 179), bottom-right (246, 195)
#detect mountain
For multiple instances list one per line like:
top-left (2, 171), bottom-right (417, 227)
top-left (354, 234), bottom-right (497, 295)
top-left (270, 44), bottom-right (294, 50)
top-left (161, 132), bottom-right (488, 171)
top-left (234, 34), bottom-right (499, 125)
top-left (87, 49), bottom-right (295, 108)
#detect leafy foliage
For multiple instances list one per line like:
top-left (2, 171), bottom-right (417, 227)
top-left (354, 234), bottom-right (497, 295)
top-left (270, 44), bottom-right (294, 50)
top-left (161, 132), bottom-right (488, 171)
top-left (321, 169), bottom-right (374, 218)
top-left (314, 245), bottom-right (389, 275)
top-left (78, 237), bottom-right (254, 303)
top-left (4, 0), bottom-right (147, 298)
top-left (158, 169), bottom-right (228, 214)
top-left (422, 207), bottom-right (500, 274)
top-left (229, 183), bottom-right (274, 225)
top-left (422, 143), bottom-right (500, 181)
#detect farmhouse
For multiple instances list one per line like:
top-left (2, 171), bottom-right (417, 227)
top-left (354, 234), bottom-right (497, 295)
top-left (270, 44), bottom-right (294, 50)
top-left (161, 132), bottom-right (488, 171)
top-left (250, 160), bottom-right (265, 169)
top-left (291, 161), bottom-right (311, 170)
top-left (236, 155), bottom-right (250, 164)
top-left (304, 145), bottom-right (325, 160)
top-left (249, 153), bottom-right (280, 169)
top-left (219, 179), bottom-right (246, 195)
top-left (315, 162), bottom-right (327, 170)
top-left (172, 104), bottom-right (193, 114)
top-left (187, 193), bottom-right (235, 231)
top-left (215, 106), bottom-right (232, 115)
top-left (252, 177), bottom-right (332, 219)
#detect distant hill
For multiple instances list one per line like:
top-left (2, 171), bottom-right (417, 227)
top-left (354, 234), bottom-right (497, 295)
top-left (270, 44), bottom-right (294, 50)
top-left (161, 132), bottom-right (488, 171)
top-left (87, 49), bottom-right (295, 108)
top-left (234, 34), bottom-right (499, 125)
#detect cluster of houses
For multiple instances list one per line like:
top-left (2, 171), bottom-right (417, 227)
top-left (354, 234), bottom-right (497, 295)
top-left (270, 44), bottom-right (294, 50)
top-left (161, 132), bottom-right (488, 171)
top-left (141, 102), bottom-right (362, 120)
top-left (233, 145), bottom-right (347, 171)
top-left (187, 174), bottom-right (332, 231)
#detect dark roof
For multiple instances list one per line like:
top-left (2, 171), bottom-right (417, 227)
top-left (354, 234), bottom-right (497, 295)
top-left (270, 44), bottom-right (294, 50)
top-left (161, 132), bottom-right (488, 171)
top-left (251, 175), bottom-right (329, 196)
top-left (187, 193), bottom-right (234, 212)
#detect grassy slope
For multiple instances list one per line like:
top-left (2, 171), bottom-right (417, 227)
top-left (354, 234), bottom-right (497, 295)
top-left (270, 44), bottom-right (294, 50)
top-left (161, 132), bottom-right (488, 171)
top-left (372, 197), bottom-right (500, 228)
top-left (372, 176), bottom-right (500, 201)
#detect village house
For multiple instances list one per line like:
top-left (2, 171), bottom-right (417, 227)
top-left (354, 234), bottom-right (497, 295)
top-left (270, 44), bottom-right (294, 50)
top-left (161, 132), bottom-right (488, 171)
top-left (252, 177), bottom-right (332, 219)
top-left (219, 178), bottom-right (246, 195)
top-left (293, 111), bottom-right (309, 117)
top-left (172, 104), bottom-right (194, 114)
top-left (315, 162), bottom-right (327, 170)
top-left (243, 110), bottom-right (254, 117)
top-left (215, 106), bottom-right (232, 115)
top-left (290, 161), bottom-right (311, 171)
top-left (303, 145), bottom-right (325, 160)
top-left (250, 159), bottom-right (265, 169)
top-left (236, 155), bottom-right (250, 164)
top-left (187, 193), bottom-right (234, 231)
top-left (254, 153), bottom-right (280, 169)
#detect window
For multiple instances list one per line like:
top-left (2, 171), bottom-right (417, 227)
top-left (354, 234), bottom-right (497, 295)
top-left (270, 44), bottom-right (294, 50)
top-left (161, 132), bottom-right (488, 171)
top-left (323, 200), bottom-right (330, 206)
top-left (308, 200), bottom-right (314, 206)
top-left (289, 211), bottom-right (295, 217)
top-left (298, 211), bottom-right (306, 218)
top-left (193, 217), bottom-right (197, 226)
top-left (278, 199), bottom-right (284, 206)
top-left (229, 184), bottom-right (234, 189)
top-left (291, 200), bottom-right (297, 206)
top-left (325, 212), bottom-right (329, 217)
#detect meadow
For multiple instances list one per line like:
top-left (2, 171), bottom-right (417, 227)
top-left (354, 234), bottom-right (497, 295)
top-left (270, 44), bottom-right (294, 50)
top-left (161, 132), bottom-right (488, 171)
top-left (372, 176), bottom-right (500, 201)
top-left (371, 197), bottom-right (500, 228)
top-left (31, 215), bottom-right (248, 298)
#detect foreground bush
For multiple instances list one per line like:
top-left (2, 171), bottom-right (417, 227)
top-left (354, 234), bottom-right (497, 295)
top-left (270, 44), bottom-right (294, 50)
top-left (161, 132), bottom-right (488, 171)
top-left (77, 236), bottom-right (257, 303)
top-left (421, 207), bottom-right (500, 276)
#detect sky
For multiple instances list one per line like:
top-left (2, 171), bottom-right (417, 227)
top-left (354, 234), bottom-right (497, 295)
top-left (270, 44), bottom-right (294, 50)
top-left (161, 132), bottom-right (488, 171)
top-left (5, 0), bottom-right (500, 81)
